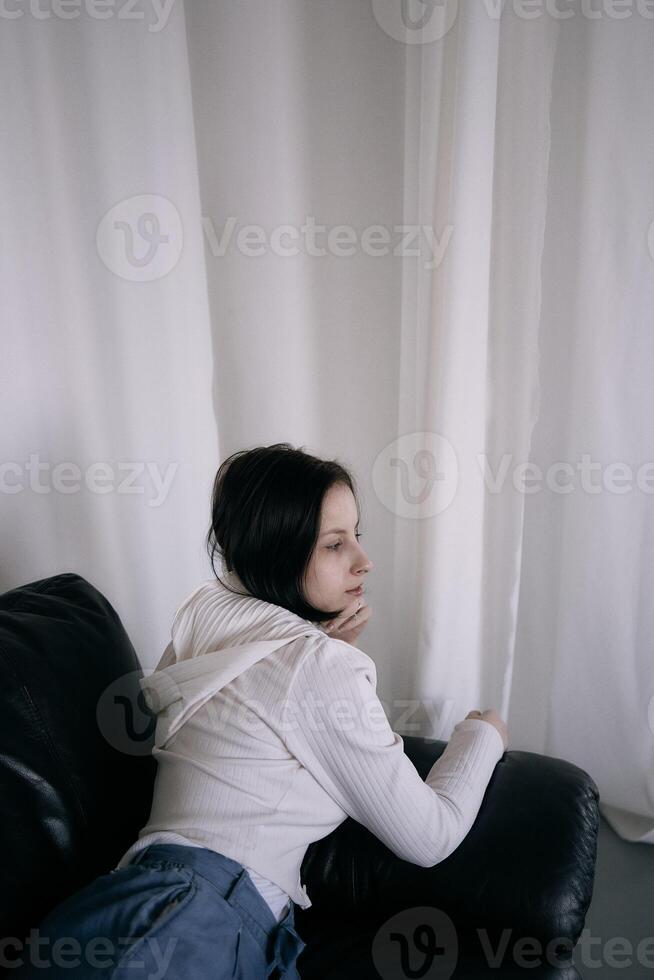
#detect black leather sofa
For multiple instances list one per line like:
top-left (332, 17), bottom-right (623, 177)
top-left (0, 573), bottom-right (600, 978)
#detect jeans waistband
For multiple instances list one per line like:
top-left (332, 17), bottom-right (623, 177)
top-left (128, 843), bottom-right (282, 948)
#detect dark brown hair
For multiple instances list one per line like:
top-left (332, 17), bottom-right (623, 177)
top-left (206, 443), bottom-right (361, 623)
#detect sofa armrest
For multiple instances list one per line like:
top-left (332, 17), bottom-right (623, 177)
top-left (300, 734), bottom-right (600, 952)
top-left (0, 572), bottom-right (157, 964)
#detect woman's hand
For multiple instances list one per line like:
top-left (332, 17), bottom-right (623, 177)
top-left (322, 597), bottom-right (372, 647)
top-left (465, 709), bottom-right (508, 750)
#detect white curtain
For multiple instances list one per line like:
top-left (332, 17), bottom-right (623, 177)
top-left (2, 0), bottom-right (652, 844)
top-left (391, 0), bottom-right (654, 844)
top-left (1, 2), bottom-right (220, 662)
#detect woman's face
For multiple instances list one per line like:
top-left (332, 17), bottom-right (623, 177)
top-left (303, 483), bottom-right (373, 613)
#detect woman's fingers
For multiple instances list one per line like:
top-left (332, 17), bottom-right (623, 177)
top-left (325, 599), bottom-right (368, 632)
top-left (322, 600), bottom-right (373, 647)
top-left (341, 598), bottom-right (368, 624)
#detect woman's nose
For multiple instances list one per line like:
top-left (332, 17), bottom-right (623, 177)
top-left (357, 550), bottom-right (373, 574)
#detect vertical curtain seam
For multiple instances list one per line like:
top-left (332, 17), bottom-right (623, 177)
top-left (502, 22), bottom-right (560, 723)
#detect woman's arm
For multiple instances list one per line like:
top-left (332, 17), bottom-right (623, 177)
top-left (281, 638), bottom-right (504, 868)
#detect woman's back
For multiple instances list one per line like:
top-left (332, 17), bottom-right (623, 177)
top-left (117, 571), bottom-right (504, 912)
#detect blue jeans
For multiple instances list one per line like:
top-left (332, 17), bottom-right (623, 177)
top-left (13, 844), bottom-right (307, 978)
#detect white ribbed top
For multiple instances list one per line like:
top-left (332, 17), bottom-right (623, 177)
top-left (116, 572), bottom-right (505, 919)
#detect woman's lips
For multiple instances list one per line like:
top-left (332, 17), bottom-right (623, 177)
top-left (346, 585), bottom-right (364, 596)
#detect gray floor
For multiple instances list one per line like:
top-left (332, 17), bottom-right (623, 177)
top-left (571, 815), bottom-right (654, 978)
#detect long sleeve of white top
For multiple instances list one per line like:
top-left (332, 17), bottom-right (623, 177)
top-left (282, 639), bottom-right (505, 868)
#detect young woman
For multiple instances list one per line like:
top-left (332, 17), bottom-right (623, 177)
top-left (16, 443), bottom-right (507, 979)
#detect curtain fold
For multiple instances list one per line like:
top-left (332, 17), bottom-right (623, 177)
top-left (394, 1), bottom-right (654, 843)
top-left (393, 2), bottom-right (559, 732)
top-left (509, 11), bottom-right (654, 844)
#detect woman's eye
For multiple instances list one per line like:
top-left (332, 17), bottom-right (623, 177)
top-left (327, 532), bottom-right (363, 551)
